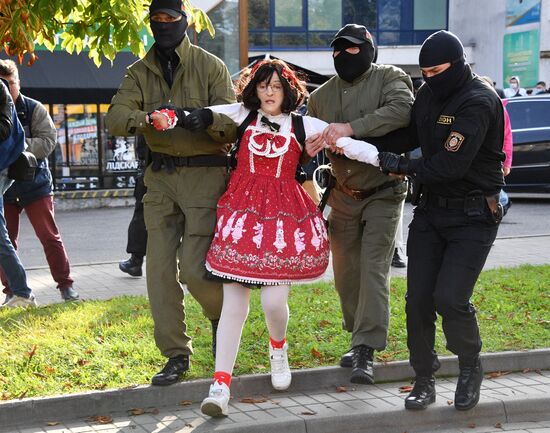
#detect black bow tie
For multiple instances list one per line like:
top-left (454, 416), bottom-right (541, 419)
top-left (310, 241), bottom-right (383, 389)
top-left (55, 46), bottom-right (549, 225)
top-left (260, 116), bottom-right (281, 132)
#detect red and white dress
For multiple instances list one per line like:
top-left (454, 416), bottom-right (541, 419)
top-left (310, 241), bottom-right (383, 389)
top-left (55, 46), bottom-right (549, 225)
top-left (206, 104), bottom-right (329, 285)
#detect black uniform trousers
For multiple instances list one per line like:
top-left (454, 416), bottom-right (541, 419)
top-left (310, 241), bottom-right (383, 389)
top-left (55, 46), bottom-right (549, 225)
top-left (406, 204), bottom-right (499, 376)
top-left (126, 173), bottom-right (147, 257)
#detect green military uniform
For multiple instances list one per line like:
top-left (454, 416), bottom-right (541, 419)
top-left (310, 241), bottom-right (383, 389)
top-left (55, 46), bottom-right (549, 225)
top-left (105, 36), bottom-right (236, 358)
top-left (308, 64), bottom-right (413, 350)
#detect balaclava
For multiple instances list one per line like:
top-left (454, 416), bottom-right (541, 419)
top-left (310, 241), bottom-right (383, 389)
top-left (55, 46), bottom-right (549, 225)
top-left (149, 0), bottom-right (188, 54)
top-left (419, 30), bottom-right (467, 100)
top-left (331, 24), bottom-right (375, 83)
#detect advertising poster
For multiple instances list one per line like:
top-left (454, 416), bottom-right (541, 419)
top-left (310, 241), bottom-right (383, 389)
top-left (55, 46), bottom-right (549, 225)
top-left (503, 29), bottom-right (540, 87)
top-left (506, 0), bottom-right (541, 27)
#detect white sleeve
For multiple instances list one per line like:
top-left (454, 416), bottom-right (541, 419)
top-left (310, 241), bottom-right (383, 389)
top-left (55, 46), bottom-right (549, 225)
top-left (302, 116), bottom-right (328, 139)
top-left (203, 103), bottom-right (250, 124)
top-left (335, 137), bottom-right (380, 167)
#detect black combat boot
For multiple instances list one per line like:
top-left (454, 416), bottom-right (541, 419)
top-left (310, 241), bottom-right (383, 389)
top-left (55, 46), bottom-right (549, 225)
top-left (119, 254), bottom-right (144, 277)
top-left (151, 355), bottom-right (189, 386)
top-left (405, 376), bottom-right (436, 410)
top-left (350, 345), bottom-right (375, 384)
top-left (455, 357), bottom-right (483, 411)
top-left (340, 348), bottom-right (354, 368)
top-left (391, 248), bottom-right (406, 268)
top-left (211, 319), bottom-right (219, 358)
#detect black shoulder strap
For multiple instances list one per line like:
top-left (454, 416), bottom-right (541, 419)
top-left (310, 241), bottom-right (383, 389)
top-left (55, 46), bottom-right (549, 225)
top-left (291, 113), bottom-right (306, 147)
top-left (237, 110), bottom-right (258, 142)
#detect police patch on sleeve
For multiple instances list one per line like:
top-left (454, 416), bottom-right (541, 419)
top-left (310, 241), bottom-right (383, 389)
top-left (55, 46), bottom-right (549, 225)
top-left (444, 132), bottom-right (465, 152)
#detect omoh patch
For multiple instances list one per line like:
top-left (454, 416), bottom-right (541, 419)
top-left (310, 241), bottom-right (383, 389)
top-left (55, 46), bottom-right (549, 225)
top-left (445, 132), bottom-right (465, 152)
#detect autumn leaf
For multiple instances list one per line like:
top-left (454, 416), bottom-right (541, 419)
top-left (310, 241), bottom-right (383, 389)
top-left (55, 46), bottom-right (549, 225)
top-left (300, 411), bottom-right (317, 415)
top-left (487, 371), bottom-right (511, 379)
top-left (45, 367), bottom-right (56, 374)
top-left (18, 390), bottom-right (28, 399)
top-left (468, 423), bottom-right (476, 428)
top-left (447, 400), bottom-right (453, 405)
top-left (398, 385), bottom-right (413, 393)
top-left (26, 345), bottom-right (37, 361)
top-left (128, 408), bottom-right (146, 416)
top-left (495, 422), bottom-right (503, 428)
top-left (240, 397), bottom-right (268, 404)
top-left (318, 320), bottom-right (331, 328)
top-left (310, 347), bottom-right (323, 359)
top-left (335, 386), bottom-right (347, 393)
top-left (180, 400), bottom-right (193, 406)
top-left (77, 359), bottom-right (90, 366)
top-left (255, 364), bottom-right (267, 370)
top-left (45, 422), bottom-right (60, 426)
top-left (33, 372), bottom-right (47, 379)
top-left (88, 415), bottom-right (113, 424)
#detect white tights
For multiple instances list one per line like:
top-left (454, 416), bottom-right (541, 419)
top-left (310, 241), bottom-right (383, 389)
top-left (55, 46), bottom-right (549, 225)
top-left (215, 282), bottom-right (290, 375)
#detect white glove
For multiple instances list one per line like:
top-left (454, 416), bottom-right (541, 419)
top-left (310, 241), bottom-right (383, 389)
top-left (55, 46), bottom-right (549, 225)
top-left (335, 137), bottom-right (379, 167)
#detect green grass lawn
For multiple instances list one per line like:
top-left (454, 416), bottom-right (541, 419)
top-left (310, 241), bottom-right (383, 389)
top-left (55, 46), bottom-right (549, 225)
top-left (0, 264), bottom-right (548, 400)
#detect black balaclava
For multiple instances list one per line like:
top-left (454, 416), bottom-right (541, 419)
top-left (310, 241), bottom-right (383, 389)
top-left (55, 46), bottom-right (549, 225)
top-left (333, 38), bottom-right (375, 83)
top-left (150, 16), bottom-right (188, 54)
top-left (419, 30), bottom-right (467, 100)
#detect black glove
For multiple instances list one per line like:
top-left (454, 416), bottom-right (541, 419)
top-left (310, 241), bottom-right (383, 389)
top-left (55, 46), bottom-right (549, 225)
top-left (378, 152), bottom-right (410, 175)
top-left (184, 108), bottom-right (214, 131)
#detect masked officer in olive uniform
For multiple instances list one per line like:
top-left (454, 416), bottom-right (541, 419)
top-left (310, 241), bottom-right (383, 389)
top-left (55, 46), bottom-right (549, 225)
top-left (378, 30), bottom-right (505, 411)
top-left (307, 24), bottom-right (413, 385)
top-left (105, 0), bottom-right (236, 386)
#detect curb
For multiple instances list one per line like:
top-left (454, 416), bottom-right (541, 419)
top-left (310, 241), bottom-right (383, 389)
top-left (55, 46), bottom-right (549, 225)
top-left (1, 349), bottom-right (549, 430)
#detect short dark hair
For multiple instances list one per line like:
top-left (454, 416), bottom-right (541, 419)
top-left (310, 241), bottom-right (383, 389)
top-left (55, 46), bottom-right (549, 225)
top-left (240, 59), bottom-right (306, 114)
top-left (536, 81), bottom-right (546, 87)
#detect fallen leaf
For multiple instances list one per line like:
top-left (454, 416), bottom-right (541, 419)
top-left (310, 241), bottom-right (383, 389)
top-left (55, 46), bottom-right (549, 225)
top-left (495, 422), bottom-right (503, 428)
top-left (255, 364), bottom-right (267, 370)
top-left (468, 423), bottom-right (476, 428)
top-left (310, 347), bottom-right (323, 359)
top-left (185, 424), bottom-right (193, 428)
top-left (447, 400), bottom-right (453, 405)
top-left (240, 397), bottom-right (268, 404)
top-left (26, 345), bottom-right (37, 361)
top-left (77, 359), bottom-right (90, 366)
top-left (487, 371), bottom-right (511, 379)
top-left (88, 415), bottom-right (113, 424)
top-left (45, 422), bottom-right (60, 426)
top-left (18, 390), bottom-right (28, 399)
top-left (300, 411), bottom-right (317, 416)
top-left (318, 320), bottom-right (331, 328)
top-left (335, 386), bottom-right (347, 393)
top-left (128, 408), bottom-right (146, 416)
top-left (33, 372), bottom-right (47, 379)
top-left (180, 400), bottom-right (193, 406)
top-left (398, 385), bottom-right (413, 393)
top-left (45, 367), bottom-right (56, 374)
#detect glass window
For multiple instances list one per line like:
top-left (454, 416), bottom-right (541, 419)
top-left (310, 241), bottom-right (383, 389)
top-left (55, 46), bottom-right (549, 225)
top-left (414, 0), bottom-right (446, 30)
top-left (343, 0), bottom-right (377, 30)
top-left (249, 0), bottom-right (270, 29)
top-left (506, 100), bottom-right (550, 130)
top-left (249, 32), bottom-right (270, 49)
top-left (308, 0), bottom-right (341, 31)
top-left (66, 104), bottom-right (99, 167)
top-left (272, 32), bottom-right (307, 47)
top-left (308, 31), bottom-right (336, 48)
top-left (379, 0), bottom-right (402, 30)
top-left (196, 0), bottom-right (240, 75)
top-left (275, 0), bottom-right (303, 27)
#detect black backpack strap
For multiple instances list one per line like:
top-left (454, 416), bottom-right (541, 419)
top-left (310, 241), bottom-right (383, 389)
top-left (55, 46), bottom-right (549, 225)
top-left (236, 110), bottom-right (258, 143)
top-left (291, 113), bottom-right (306, 148)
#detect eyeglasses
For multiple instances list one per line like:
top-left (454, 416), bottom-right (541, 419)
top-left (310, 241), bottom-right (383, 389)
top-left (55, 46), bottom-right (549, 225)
top-left (256, 83), bottom-right (283, 93)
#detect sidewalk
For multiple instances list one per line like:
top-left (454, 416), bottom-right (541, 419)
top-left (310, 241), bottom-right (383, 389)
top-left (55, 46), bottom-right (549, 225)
top-left (3, 235), bottom-right (549, 432)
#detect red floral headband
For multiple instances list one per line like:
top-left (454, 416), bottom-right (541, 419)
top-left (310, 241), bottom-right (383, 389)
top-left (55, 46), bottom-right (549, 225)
top-left (249, 60), bottom-right (302, 92)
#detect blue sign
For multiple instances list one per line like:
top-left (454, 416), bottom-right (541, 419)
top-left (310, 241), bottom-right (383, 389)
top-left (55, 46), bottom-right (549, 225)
top-left (506, 0), bottom-right (541, 26)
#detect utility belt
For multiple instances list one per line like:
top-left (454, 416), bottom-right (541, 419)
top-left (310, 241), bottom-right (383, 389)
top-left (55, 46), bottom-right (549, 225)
top-left (150, 152), bottom-right (230, 172)
top-left (337, 179), bottom-right (402, 201)
top-left (426, 191), bottom-right (503, 223)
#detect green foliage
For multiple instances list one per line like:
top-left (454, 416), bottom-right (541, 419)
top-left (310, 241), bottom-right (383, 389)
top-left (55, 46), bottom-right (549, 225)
top-left (0, 0), bottom-right (214, 67)
top-left (0, 265), bottom-right (548, 400)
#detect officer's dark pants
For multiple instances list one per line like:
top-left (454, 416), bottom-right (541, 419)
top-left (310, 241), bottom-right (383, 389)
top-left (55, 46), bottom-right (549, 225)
top-left (406, 205), bottom-right (499, 376)
top-left (126, 174), bottom-right (147, 257)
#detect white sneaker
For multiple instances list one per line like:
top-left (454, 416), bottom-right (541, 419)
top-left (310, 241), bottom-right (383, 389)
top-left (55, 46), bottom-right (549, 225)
top-left (1, 294), bottom-right (13, 306)
top-left (200, 381), bottom-right (230, 417)
top-left (1, 294), bottom-right (37, 308)
top-left (269, 343), bottom-right (292, 390)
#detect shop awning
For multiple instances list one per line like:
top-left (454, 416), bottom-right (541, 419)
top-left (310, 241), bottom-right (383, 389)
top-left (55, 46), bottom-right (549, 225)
top-left (0, 51), bottom-right (139, 105)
